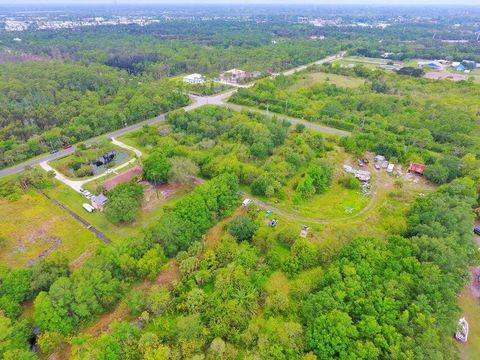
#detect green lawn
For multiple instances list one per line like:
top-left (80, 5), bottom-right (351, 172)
top-left (458, 285), bottom-right (480, 360)
top-left (50, 144), bottom-right (134, 180)
top-left (289, 71), bottom-right (366, 90)
top-left (44, 180), bottom-right (191, 242)
top-left (0, 189), bottom-right (99, 268)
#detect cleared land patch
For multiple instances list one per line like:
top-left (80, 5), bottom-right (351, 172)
top-left (0, 189), bottom-right (98, 268)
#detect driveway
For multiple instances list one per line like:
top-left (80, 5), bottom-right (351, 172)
top-left (40, 138), bottom-right (142, 193)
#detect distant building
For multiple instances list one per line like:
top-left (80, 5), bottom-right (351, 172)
top-left (408, 163), bottom-right (426, 175)
top-left (454, 63), bottom-right (466, 72)
top-left (91, 194), bottom-right (108, 211)
top-left (220, 69), bottom-right (249, 84)
top-left (183, 73), bottom-right (205, 85)
top-left (418, 61), bottom-right (443, 70)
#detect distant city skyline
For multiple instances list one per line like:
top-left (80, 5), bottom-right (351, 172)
top-left (1, 0), bottom-right (479, 6)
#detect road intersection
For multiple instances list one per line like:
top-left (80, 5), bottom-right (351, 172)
top-left (0, 53), bottom-right (346, 178)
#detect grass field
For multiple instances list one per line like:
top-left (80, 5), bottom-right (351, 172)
top-left (0, 189), bottom-right (98, 268)
top-left (44, 180), bottom-right (191, 242)
top-left (458, 284), bottom-right (480, 360)
top-left (333, 56), bottom-right (403, 69)
top-left (289, 70), bottom-right (366, 90)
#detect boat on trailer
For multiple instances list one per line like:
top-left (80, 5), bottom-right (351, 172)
top-left (455, 317), bottom-right (469, 343)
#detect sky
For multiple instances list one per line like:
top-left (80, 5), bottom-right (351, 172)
top-left (1, 0), bottom-right (479, 5)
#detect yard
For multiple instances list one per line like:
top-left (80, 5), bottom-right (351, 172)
top-left (288, 70), bottom-right (366, 90)
top-left (0, 189), bottom-right (98, 268)
top-left (44, 178), bottom-right (193, 242)
top-left (333, 56), bottom-right (403, 69)
top-left (50, 141), bottom-right (133, 179)
top-left (458, 268), bottom-right (480, 360)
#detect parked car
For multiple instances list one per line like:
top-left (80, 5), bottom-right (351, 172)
top-left (474, 226), bottom-right (480, 236)
top-left (63, 144), bottom-right (73, 149)
top-left (270, 219), bottom-right (278, 227)
top-left (242, 198), bottom-right (252, 207)
top-left (50, 149), bottom-right (59, 154)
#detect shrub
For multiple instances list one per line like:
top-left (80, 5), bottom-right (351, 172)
top-left (228, 215), bottom-right (259, 242)
top-left (338, 174), bottom-right (360, 190)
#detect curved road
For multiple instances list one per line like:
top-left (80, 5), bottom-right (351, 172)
top-left (0, 53), bottom-right (346, 178)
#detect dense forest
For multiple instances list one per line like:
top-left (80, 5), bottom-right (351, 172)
top-left (0, 62), bottom-right (189, 169)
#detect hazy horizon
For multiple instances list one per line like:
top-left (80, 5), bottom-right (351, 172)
top-left (1, 0), bottom-right (480, 6)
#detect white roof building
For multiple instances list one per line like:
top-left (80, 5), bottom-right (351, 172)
top-left (183, 73), bottom-right (205, 85)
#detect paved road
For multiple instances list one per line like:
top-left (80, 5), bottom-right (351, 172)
top-left (0, 53), bottom-right (344, 178)
top-left (281, 53), bottom-right (344, 76)
top-left (224, 103), bottom-right (351, 137)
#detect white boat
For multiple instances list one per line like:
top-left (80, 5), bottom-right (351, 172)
top-left (455, 317), bottom-right (469, 343)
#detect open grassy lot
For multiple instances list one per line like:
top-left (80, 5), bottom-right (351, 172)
top-left (333, 56), bottom-right (403, 69)
top-left (0, 189), bottom-right (98, 268)
top-left (44, 179), bottom-right (192, 242)
top-left (458, 282), bottom-right (480, 360)
top-left (289, 70), bottom-right (366, 90)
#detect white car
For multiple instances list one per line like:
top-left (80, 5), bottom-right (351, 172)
top-left (242, 198), bottom-right (252, 207)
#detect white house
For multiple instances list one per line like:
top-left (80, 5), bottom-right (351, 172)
top-left (183, 73), bottom-right (205, 85)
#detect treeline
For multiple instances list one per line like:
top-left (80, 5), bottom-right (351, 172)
top-left (0, 61), bottom-right (189, 169)
top-left (302, 178), bottom-right (477, 359)
top-left (7, 22), bottom-right (340, 76)
top-left (167, 106), bottom-right (290, 159)
top-left (0, 258), bottom-right (70, 358)
top-left (151, 173), bottom-right (239, 256)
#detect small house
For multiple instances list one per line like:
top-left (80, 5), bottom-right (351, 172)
top-left (387, 163), bottom-right (395, 173)
top-left (220, 69), bottom-right (249, 84)
top-left (408, 163), bottom-right (426, 175)
top-left (454, 64), bottom-right (466, 72)
top-left (183, 73), bottom-right (205, 85)
top-left (91, 194), bottom-right (108, 211)
top-left (418, 61), bottom-right (443, 70)
top-left (374, 155), bottom-right (385, 163)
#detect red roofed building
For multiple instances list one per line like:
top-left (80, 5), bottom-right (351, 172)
top-left (103, 165), bottom-right (143, 191)
top-left (408, 163), bottom-right (426, 175)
